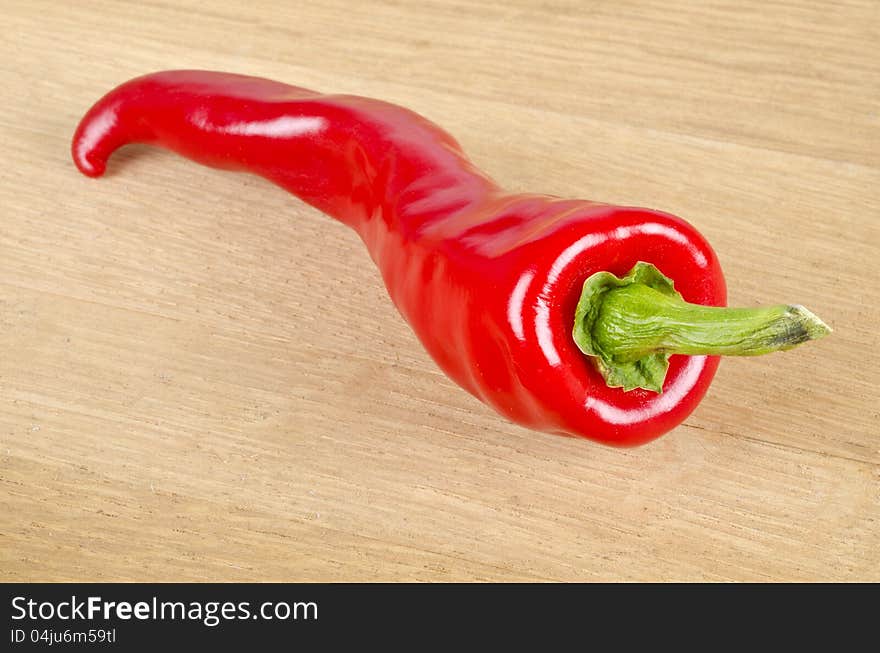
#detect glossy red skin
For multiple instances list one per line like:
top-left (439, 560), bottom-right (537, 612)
top-left (72, 70), bottom-right (726, 446)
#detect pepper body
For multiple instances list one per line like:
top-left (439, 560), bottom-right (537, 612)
top-left (73, 71), bottom-right (725, 446)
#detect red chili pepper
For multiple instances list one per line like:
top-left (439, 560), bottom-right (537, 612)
top-left (72, 71), bottom-right (829, 446)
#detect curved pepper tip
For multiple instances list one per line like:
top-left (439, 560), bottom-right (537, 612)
top-left (72, 144), bottom-right (107, 178)
top-left (71, 100), bottom-right (125, 178)
top-left (71, 115), bottom-right (111, 178)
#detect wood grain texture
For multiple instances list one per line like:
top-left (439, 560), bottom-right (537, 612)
top-left (1, 0), bottom-right (877, 581)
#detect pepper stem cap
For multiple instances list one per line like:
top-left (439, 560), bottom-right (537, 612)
top-left (572, 262), bottom-right (831, 393)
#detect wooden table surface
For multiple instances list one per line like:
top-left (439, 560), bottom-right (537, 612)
top-left (2, 1), bottom-right (877, 582)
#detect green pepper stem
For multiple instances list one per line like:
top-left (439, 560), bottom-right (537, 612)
top-left (596, 285), bottom-right (830, 362)
top-left (572, 262), bottom-right (831, 392)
